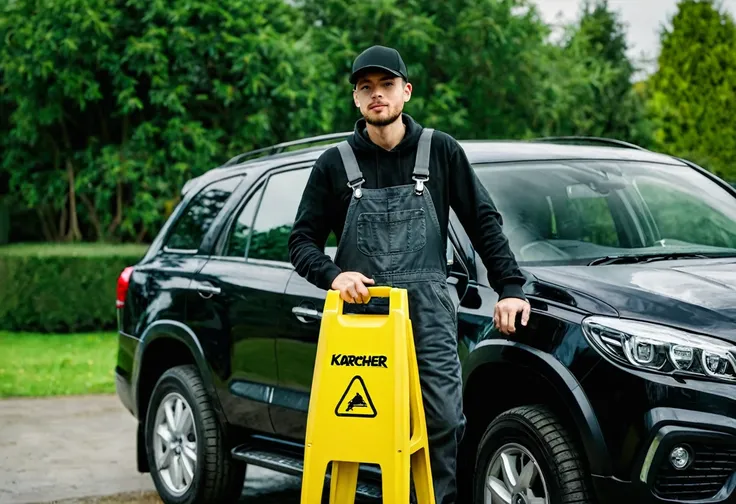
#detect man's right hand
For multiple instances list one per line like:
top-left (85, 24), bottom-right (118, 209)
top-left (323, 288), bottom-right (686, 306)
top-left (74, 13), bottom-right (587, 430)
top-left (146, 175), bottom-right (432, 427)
top-left (331, 271), bottom-right (375, 304)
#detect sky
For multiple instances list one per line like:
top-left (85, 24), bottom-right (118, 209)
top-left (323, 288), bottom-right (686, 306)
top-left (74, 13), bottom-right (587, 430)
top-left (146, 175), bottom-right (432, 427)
top-left (530, 0), bottom-right (736, 77)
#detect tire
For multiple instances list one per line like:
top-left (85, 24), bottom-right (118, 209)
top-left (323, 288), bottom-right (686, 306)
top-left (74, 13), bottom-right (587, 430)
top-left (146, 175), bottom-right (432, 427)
top-left (473, 405), bottom-right (594, 504)
top-left (144, 365), bottom-right (246, 504)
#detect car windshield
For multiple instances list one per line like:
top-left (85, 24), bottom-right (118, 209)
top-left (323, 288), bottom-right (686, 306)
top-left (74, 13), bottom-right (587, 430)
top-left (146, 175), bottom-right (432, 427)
top-left (472, 159), bottom-right (736, 266)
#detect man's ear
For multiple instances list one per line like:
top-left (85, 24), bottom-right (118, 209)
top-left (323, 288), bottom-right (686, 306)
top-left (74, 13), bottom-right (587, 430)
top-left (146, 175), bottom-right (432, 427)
top-left (403, 81), bottom-right (412, 102)
top-left (353, 89), bottom-right (360, 107)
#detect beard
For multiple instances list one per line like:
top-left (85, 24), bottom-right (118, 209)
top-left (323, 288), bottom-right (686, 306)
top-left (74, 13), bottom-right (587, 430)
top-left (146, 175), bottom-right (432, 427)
top-left (363, 106), bottom-right (402, 126)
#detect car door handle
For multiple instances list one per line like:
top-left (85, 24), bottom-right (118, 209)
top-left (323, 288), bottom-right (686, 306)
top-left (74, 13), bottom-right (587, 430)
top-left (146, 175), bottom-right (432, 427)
top-left (292, 306), bottom-right (322, 323)
top-left (194, 281), bottom-right (221, 298)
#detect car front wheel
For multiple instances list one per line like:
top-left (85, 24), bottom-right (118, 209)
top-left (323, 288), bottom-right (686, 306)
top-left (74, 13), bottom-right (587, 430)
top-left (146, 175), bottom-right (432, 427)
top-left (145, 365), bottom-right (245, 504)
top-left (473, 405), bottom-right (593, 504)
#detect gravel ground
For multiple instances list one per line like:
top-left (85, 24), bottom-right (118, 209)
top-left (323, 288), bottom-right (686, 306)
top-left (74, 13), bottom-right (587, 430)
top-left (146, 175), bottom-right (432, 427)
top-left (0, 394), bottom-right (336, 504)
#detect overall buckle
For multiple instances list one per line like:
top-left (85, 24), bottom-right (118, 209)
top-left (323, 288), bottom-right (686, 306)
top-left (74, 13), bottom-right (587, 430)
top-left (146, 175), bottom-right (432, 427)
top-left (413, 175), bottom-right (428, 195)
top-left (347, 177), bottom-right (365, 199)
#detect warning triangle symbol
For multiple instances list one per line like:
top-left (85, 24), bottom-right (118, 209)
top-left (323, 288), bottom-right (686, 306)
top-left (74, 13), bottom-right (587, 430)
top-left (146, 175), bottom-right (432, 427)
top-left (334, 375), bottom-right (377, 418)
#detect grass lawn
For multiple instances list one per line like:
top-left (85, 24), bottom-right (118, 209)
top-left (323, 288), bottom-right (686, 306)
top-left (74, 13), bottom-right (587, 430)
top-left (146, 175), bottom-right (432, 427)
top-left (0, 331), bottom-right (118, 398)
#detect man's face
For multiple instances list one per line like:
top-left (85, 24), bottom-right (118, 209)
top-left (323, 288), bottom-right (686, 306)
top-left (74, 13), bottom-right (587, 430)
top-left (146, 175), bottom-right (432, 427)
top-left (353, 71), bottom-right (412, 126)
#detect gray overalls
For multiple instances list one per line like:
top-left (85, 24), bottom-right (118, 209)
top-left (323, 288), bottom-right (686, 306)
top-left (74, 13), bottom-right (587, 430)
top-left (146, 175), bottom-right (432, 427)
top-left (333, 128), bottom-right (466, 504)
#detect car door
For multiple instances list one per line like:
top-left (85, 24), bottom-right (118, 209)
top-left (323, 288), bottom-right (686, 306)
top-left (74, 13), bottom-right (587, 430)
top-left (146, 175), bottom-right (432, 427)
top-left (131, 175), bottom-right (246, 338)
top-left (186, 164), bottom-right (314, 434)
top-left (270, 266), bottom-right (328, 438)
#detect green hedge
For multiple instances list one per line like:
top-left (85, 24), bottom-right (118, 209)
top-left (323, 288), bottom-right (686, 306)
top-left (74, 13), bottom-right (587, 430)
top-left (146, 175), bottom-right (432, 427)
top-left (0, 243), bottom-right (149, 333)
top-left (0, 199), bottom-right (8, 245)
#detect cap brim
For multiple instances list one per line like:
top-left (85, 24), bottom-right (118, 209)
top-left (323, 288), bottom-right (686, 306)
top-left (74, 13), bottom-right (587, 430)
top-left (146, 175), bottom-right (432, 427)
top-left (349, 65), bottom-right (404, 84)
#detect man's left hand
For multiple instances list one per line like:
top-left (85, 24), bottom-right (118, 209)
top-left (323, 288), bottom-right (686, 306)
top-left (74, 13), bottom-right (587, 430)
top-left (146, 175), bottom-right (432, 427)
top-left (494, 297), bottom-right (531, 335)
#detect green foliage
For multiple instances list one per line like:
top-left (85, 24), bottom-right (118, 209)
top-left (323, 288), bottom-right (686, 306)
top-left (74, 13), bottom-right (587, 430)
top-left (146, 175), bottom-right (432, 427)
top-left (301, 0), bottom-right (551, 138)
top-left (646, 0), bottom-right (736, 181)
top-left (0, 0), bottom-right (334, 244)
top-left (300, 0), bottom-right (654, 144)
top-left (529, 0), bottom-right (653, 144)
top-left (0, 244), bottom-right (148, 332)
top-left (574, 0), bottom-right (631, 65)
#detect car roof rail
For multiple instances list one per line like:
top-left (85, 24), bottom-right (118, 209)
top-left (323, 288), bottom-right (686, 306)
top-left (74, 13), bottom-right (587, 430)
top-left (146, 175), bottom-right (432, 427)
top-left (528, 136), bottom-right (649, 151)
top-left (222, 131), bottom-right (353, 166)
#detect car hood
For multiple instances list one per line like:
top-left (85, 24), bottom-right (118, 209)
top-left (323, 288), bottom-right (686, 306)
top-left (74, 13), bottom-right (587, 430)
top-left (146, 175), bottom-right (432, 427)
top-left (526, 257), bottom-right (736, 342)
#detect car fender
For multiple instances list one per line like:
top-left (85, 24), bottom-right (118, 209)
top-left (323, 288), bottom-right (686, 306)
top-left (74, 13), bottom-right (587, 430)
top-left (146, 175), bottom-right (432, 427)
top-left (132, 320), bottom-right (226, 425)
top-left (463, 339), bottom-right (612, 477)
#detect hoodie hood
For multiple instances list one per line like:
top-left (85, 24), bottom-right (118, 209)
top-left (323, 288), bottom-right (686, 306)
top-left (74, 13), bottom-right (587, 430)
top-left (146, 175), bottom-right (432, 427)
top-left (347, 113), bottom-right (424, 153)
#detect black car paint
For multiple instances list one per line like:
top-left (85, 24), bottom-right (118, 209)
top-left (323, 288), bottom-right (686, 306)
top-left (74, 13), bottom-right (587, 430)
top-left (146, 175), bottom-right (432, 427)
top-left (115, 140), bottom-right (736, 503)
top-left (530, 261), bottom-right (736, 340)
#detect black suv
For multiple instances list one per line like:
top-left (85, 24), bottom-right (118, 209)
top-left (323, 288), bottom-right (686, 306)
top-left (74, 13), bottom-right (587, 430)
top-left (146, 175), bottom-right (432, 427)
top-left (115, 133), bottom-right (736, 504)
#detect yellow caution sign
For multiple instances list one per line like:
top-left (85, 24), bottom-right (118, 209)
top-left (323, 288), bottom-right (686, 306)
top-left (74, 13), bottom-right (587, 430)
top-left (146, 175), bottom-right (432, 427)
top-left (300, 286), bottom-right (435, 504)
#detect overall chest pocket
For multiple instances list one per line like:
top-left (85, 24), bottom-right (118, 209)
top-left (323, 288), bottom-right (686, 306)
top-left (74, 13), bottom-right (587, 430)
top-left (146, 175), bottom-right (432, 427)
top-left (357, 208), bottom-right (427, 256)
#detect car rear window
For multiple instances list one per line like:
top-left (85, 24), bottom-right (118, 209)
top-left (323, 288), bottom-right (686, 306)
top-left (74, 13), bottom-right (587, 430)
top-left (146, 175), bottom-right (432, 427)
top-left (165, 175), bottom-right (243, 252)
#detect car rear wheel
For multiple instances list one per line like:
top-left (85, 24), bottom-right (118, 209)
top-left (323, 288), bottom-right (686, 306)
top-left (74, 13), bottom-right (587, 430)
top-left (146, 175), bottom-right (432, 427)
top-left (473, 405), bottom-right (593, 504)
top-left (145, 365), bottom-right (245, 504)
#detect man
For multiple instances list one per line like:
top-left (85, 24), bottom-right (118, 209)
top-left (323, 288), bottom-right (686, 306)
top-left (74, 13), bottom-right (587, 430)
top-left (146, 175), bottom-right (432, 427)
top-left (288, 45), bottom-right (530, 503)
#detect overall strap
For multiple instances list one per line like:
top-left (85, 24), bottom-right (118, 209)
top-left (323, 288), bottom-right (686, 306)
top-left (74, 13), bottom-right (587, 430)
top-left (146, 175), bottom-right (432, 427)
top-left (337, 141), bottom-right (365, 199)
top-left (413, 128), bottom-right (434, 194)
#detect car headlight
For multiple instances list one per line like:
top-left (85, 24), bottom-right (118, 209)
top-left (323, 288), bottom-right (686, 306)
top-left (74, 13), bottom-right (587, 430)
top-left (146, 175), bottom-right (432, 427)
top-left (582, 316), bottom-right (736, 383)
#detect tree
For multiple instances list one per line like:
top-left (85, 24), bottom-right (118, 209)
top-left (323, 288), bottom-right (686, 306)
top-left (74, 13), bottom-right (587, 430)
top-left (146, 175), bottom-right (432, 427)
top-left (298, 0), bottom-right (551, 139)
top-left (529, 0), bottom-right (653, 145)
top-left (0, 0), bottom-right (334, 243)
top-left (646, 0), bottom-right (736, 181)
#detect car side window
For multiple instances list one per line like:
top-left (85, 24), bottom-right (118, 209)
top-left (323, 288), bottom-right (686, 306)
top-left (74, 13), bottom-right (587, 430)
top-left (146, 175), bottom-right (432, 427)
top-left (636, 177), bottom-right (736, 248)
top-left (224, 184), bottom-right (264, 258)
top-left (165, 176), bottom-right (243, 251)
top-left (247, 167), bottom-right (312, 263)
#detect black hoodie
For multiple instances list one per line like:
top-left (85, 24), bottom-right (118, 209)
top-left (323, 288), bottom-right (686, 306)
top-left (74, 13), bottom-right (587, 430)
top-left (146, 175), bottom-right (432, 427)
top-left (287, 113), bottom-right (526, 300)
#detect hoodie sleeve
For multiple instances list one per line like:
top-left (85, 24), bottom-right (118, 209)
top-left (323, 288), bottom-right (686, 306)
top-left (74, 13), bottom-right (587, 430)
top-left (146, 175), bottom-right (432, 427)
top-left (447, 138), bottom-right (527, 300)
top-left (288, 156), bottom-right (343, 291)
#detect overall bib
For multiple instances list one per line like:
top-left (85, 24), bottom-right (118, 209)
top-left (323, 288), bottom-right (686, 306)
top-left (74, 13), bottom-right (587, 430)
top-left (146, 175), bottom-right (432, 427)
top-left (333, 128), bottom-right (466, 504)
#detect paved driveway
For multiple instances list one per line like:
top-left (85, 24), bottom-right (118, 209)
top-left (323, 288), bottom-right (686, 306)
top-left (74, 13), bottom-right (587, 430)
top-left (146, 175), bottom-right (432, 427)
top-left (0, 395), bottom-right (312, 504)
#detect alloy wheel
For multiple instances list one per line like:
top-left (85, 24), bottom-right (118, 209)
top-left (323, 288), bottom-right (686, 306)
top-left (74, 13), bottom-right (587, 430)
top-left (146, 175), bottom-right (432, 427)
top-left (484, 442), bottom-right (549, 504)
top-left (152, 392), bottom-right (197, 496)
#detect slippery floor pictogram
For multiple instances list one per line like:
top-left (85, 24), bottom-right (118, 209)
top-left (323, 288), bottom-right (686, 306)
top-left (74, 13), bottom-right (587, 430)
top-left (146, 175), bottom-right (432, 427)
top-left (335, 375), bottom-right (377, 417)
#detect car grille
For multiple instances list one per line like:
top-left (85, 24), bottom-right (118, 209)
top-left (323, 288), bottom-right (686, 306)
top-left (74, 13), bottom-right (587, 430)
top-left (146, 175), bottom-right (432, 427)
top-left (654, 443), bottom-right (736, 501)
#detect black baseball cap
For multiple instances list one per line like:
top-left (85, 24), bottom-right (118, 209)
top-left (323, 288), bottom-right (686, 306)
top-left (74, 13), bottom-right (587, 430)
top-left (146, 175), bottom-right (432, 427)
top-left (349, 45), bottom-right (408, 85)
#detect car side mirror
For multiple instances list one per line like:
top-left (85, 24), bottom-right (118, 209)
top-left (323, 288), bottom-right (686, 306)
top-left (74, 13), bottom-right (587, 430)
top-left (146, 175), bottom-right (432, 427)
top-left (447, 248), bottom-right (484, 309)
top-left (447, 245), bottom-right (474, 306)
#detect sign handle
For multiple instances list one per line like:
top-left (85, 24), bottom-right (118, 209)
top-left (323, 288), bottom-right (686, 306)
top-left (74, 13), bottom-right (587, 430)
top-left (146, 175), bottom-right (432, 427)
top-left (366, 286), bottom-right (392, 298)
top-left (328, 286), bottom-right (399, 318)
